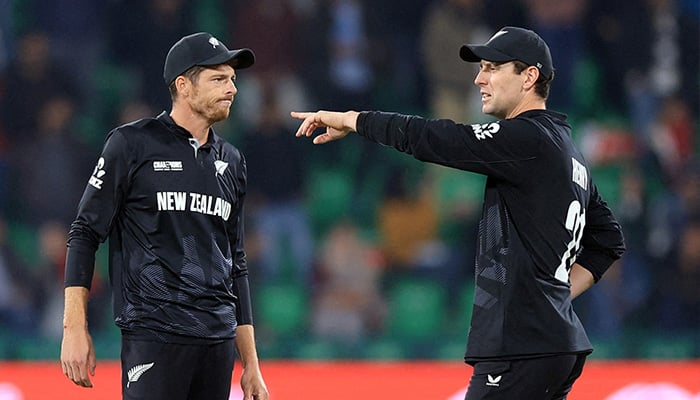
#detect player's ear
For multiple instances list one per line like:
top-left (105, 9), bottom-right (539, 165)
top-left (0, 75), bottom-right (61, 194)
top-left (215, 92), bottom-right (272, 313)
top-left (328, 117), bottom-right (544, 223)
top-left (523, 66), bottom-right (539, 90)
top-left (175, 76), bottom-right (189, 97)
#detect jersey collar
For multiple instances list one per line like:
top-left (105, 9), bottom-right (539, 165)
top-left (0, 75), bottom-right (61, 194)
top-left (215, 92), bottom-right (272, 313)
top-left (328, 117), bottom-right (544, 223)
top-left (156, 111), bottom-right (219, 146)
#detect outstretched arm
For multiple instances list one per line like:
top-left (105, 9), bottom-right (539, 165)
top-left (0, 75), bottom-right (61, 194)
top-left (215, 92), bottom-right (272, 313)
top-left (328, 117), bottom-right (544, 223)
top-left (291, 111), bottom-right (360, 144)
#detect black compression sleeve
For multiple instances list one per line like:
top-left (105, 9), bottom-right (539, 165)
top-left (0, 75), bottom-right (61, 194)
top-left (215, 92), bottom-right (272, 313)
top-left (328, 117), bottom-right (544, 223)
top-left (64, 243), bottom-right (96, 289)
top-left (234, 276), bottom-right (254, 325)
top-left (576, 251), bottom-right (615, 283)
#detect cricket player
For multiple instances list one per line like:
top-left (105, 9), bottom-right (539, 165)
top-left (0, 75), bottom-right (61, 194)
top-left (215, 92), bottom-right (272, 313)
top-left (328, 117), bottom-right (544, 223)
top-left (292, 26), bottom-right (625, 399)
top-left (60, 32), bottom-right (269, 400)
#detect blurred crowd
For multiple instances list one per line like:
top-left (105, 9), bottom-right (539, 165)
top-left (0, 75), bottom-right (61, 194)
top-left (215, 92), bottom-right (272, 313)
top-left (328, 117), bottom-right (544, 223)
top-left (0, 0), bottom-right (698, 359)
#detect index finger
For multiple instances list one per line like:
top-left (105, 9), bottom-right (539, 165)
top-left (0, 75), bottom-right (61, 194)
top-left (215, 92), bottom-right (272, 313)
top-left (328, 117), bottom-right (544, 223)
top-left (290, 111), bottom-right (313, 120)
top-left (293, 112), bottom-right (323, 137)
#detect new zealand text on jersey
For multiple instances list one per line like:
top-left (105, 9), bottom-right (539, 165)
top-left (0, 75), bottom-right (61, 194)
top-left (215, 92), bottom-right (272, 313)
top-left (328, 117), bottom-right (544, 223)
top-left (156, 191), bottom-right (232, 221)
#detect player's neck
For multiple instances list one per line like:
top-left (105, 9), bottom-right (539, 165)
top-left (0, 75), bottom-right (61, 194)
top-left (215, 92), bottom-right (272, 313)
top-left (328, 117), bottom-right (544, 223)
top-left (169, 106), bottom-right (211, 145)
top-left (506, 97), bottom-right (546, 119)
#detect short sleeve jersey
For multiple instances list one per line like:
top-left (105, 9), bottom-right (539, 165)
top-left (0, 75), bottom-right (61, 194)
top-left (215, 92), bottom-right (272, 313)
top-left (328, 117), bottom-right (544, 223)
top-left (356, 110), bottom-right (624, 362)
top-left (67, 112), bottom-right (252, 343)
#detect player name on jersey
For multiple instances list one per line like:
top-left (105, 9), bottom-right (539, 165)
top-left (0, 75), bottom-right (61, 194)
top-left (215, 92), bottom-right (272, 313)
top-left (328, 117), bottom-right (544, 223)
top-left (156, 191), bottom-right (232, 221)
top-left (571, 157), bottom-right (588, 190)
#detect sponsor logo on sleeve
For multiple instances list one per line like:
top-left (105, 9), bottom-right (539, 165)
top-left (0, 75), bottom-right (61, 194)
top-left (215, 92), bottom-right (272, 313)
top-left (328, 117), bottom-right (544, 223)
top-left (88, 157), bottom-right (106, 189)
top-left (471, 122), bottom-right (501, 140)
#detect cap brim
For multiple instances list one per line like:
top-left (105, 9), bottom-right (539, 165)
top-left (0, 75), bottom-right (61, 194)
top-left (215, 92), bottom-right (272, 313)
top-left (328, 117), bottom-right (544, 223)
top-left (460, 44), bottom-right (514, 63)
top-left (199, 48), bottom-right (255, 70)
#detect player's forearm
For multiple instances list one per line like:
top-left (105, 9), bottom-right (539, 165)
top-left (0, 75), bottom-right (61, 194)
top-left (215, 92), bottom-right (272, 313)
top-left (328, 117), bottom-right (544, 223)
top-left (63, 286), bottom-right (90, 329)
top-left (569, 263), bottom-right (595, 299)
top-left (234, 324), bottom-right (261, 369)
top-left (355, 111), bottom-right (437, 157)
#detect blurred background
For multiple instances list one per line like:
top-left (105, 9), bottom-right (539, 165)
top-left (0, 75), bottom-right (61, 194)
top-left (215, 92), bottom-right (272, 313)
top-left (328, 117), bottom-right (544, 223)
top-left (0, 0), bottom-right (698, 363)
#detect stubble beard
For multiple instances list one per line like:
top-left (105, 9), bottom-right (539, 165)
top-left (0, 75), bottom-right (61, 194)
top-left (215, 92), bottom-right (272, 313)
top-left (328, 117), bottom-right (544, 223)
top-left (209, 103), bottom-right (230, 123)
top-left (193, 98), bottom-right (230, 125)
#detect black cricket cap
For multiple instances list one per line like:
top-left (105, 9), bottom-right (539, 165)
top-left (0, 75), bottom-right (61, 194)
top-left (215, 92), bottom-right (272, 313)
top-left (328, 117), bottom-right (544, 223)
top-left (460, 26), bottom-right (553, 79)
top-left (163, 32), bottom-right (255, 84)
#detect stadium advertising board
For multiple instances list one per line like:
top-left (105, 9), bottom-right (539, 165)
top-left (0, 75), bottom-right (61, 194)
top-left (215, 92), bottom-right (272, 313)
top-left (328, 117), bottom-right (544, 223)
top-left (0, 360), bottom-right (698, 399)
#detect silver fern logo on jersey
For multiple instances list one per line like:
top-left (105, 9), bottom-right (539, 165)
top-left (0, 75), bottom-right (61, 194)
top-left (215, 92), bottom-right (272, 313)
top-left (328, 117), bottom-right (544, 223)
top-left (214, 160), bottom-right (229, 176)
top-left (126, 362), bottom-right (155, 388)
top-left (89, 157), bottom-right (106, 189)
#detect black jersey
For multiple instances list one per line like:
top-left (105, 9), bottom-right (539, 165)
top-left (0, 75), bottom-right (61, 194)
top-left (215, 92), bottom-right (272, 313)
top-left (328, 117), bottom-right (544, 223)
top-left (66, 112), bottom-right (252, 343)
top-left (356, 110), bottom-right (625, 362)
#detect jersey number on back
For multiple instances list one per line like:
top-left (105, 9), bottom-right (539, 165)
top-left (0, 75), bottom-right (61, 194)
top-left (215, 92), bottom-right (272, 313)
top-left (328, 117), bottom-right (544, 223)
top-left (555, 200), bottom-right (586, 283)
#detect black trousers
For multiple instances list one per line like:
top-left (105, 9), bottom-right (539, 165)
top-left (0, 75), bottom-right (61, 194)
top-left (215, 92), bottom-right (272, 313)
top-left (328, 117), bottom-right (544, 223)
top-left (465, 354), bottom-right (587, 400)
top-left (121, 337), bottom-right (236, 400)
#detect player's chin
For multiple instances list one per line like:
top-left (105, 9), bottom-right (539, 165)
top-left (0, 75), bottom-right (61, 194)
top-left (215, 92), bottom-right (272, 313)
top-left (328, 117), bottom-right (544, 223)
top-left (481, 105), bottom-right (499, 118)
top-left (211, 106), bottom-right (231, 122)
